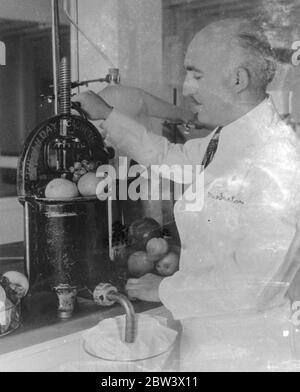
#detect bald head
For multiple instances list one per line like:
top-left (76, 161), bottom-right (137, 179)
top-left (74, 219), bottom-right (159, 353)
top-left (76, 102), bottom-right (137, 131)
top-left (186, 18), bottom-right (276, 94)
top-left (183, 18), bottom-right (277, 127)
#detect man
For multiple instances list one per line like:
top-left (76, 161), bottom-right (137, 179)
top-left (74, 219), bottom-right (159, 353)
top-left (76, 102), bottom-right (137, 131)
top-left (74, 18), bottom-right (300, 371)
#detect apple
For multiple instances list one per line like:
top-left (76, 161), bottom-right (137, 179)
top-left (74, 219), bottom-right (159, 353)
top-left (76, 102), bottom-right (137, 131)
top-left (128, 251), bottom-right (155, 278)
top-left (3, 271), bottom-right (29, 299)
top-left (146, 238), bottom-right (169, 262)
top-left (155, 252), bottom-right (179, 277)
top-left (128, 218), bottom-right (161, 251)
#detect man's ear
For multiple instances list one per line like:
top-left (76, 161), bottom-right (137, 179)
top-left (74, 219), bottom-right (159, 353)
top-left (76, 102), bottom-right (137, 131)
top-left (233, 67), bottom-right (249, 93)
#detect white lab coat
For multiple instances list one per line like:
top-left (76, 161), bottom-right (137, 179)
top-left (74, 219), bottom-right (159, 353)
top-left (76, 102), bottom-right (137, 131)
top-left (102, 98), bottom-right (300, 371)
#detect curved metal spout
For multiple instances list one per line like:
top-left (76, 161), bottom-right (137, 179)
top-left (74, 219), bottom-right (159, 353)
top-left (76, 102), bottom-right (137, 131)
top-left (107, 292), bottom-right (136, 343)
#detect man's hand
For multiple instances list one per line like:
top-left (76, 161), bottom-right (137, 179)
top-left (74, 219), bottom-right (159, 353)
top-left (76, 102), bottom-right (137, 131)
top-left (72, 91), bottom-right (113, 121)
top-left (125, 273), bottom-right (164, 303)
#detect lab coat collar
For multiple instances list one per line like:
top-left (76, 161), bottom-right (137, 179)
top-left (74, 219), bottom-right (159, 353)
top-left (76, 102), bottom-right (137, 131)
top-left (203, 96), bottom-right (282, 176)
top-left (221, 96), bottom-right (279, 140)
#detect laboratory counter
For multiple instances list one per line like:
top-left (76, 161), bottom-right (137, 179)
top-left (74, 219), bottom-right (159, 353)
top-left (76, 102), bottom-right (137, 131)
top-left (0, 242), bottom-right (162, 357)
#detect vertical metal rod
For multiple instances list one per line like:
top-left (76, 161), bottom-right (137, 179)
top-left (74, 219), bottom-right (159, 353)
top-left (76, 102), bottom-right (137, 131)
top-left (75, 0), bottom-right (80, 94)
top-left (108, 194), bottom-right (114, 261)
top-left (51, 0), bottom-right (61, 115)
top-left (63, 149), bottom-right (67, 170)
top-left (173, 88), bottom-right (177, 106)
top-left (24, 202), bottom-right (31, 282)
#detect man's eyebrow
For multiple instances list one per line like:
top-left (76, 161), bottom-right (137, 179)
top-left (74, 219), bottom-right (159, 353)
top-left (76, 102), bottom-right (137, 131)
top-left (184, 65), bottom-right (203, 73)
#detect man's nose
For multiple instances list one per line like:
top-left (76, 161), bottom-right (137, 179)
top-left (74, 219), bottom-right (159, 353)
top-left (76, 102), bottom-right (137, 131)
top-left (182, 75), bottom-right (198, 96)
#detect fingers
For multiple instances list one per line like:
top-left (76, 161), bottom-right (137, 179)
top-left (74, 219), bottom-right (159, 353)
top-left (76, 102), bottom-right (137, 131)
top-left (125, 274), bottom-right (157, 290)
top-left (71, 93), bottom-right (91, 118)
top-left (125, 279), bottom-right (140, 291)
top-left (125, 276), bottom-right (161, 302)
top-left (71, 91), bottom-right (87, 105)
top-left (125, 280), bottom-right (140, 301)
top-left (71, 90), bottom-right (97, 101)
top-left (71, 91), bottom-right (102, 106)
top-left (125, 278), bottom-right (144, 298)
top-left (72, 91), bottom-right (113, 121)
top-left (127, 278), bottom-right (140, 284)
top-left (127, 290), bottom-right (138, 301)
top-left (71, 91), bottom-right (101, 120)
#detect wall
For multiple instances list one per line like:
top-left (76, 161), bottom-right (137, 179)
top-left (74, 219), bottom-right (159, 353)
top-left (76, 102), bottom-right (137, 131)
top-left (71, 0), bottom-right (119, 88)
top-left (70, 0), bottom-right (166, 226)
top-left (0, 33), bottom-right (55, 155)
top-left (71, 0), bottom-right (164, 97)
top-left (0, 0), bottom-right (63, 23)
top-left (163, 0), bottom-right (300, 119)
top-left (0, 37), bottom-right (28, 155)
top-left (0, 197), bottom-right (23, 245)
top-left (118, 0), bottom-right (164, 97)
top-left (0, 2), bottom-right (71, 246)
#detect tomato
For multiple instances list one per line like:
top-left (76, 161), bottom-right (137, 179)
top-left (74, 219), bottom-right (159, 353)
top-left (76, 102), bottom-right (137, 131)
top-left (128, 251), bottom-right (155, 278)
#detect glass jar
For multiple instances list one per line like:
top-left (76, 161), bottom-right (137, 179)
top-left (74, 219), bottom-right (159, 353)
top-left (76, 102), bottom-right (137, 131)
top-left (0, 299), bottom-right (21, 337)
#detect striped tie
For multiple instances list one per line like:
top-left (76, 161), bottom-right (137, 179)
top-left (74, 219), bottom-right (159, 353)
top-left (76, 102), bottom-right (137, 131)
top-left (201, 126), bottom-right (222, 169)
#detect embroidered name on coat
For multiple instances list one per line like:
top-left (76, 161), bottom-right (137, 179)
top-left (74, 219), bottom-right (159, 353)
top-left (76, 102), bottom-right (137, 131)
top-left (208, 191), bottom-right (245, 205)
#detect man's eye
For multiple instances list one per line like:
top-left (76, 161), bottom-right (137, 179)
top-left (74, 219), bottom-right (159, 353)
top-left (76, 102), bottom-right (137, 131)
top-left (194, 75), bottom-right (202, 80)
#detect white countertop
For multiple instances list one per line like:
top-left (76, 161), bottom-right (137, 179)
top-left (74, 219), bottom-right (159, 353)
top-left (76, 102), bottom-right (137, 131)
top-left (0, 305), bottom-right (179, 372)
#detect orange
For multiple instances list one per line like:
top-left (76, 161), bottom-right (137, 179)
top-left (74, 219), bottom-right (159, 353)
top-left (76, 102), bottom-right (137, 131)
top-left (45, 178), bottom-right (79, 199)
top-left (78, 172), bottom-right (101, 197)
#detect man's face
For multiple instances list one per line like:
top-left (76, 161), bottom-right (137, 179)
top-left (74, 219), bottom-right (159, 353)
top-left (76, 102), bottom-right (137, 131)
top-left (183, 32), bottom-right (233, 128)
